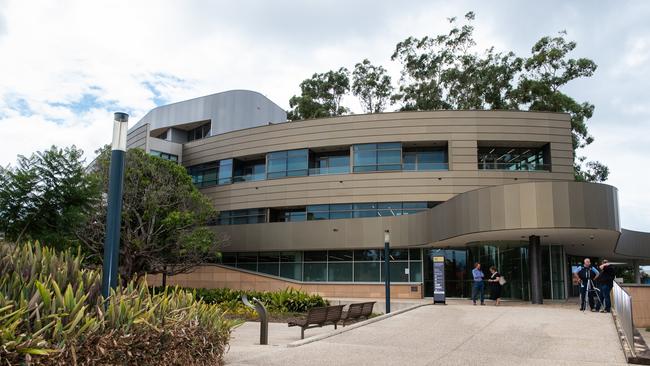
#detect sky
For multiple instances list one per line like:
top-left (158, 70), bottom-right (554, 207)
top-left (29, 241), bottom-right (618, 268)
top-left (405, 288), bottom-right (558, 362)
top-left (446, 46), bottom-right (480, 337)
top-left (0, 0), bottom-right (649, 231)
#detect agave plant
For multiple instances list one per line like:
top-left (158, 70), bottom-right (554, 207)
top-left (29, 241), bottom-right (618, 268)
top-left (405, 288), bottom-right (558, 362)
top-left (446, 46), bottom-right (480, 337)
top-left (0, 242), bottom-right (238, 365)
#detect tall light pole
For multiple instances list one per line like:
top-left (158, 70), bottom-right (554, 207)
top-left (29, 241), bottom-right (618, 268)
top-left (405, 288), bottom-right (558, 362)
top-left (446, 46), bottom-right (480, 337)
top-left (101, 112), bottom-right (129, 299)
top-left (384, 230), bottom-right (391, 313)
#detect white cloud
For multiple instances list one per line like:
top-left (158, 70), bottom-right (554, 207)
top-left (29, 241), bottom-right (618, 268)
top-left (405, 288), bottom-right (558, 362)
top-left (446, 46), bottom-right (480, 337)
top-left (624, 36), bottom-right (650, 68)
top-left (0, 0), bottom-right (649, 231)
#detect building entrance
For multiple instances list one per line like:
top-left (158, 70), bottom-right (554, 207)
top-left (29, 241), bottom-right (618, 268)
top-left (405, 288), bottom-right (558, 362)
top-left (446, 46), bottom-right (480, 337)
top-left (423, 241), bottom-right (567, 300)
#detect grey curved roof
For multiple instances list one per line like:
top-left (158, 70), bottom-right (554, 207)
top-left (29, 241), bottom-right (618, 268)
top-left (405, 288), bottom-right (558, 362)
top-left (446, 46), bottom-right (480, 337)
top-left (130, 89), bottom-right (287, 137)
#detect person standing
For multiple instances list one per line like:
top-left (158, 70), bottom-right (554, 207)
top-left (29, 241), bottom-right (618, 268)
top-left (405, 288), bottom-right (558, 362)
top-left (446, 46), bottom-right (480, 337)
top-left (487, 266), bottom-right (502, 306)
top-left (596, 259), bottom-right (615, 313)
top-left (471, 262), bottom-right (485, 305)
top-left (573, 258), bottom-right (600, 311)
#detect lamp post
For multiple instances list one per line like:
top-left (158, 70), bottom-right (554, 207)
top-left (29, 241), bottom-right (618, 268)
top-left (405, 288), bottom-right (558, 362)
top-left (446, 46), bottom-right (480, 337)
top-left (101, 112), bottom-right (129, 299)
top-left (384, 230), bottom-right (391, 314)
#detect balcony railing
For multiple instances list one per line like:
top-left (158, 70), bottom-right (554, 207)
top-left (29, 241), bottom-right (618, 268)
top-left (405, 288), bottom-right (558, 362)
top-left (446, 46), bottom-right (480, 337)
top-left (308, 166), bottom-right (350, 176)
top-left (478, 162), bottom-right (551, 171)
top-left (232, 173), bottom-right (266, 183)
top-left (402, 162), bottom-right (449, 171)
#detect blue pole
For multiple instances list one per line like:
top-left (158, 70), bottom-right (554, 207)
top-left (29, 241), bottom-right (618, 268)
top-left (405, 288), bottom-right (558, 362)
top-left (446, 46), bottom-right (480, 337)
top-left (101, 112), bottom-right (129, 299)
top-left (384, 230), bottom-right (391, 313)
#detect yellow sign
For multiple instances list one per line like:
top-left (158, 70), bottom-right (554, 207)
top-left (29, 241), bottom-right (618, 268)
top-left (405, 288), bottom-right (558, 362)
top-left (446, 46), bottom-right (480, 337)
top-left (433, 256), bottom-right (444, 263)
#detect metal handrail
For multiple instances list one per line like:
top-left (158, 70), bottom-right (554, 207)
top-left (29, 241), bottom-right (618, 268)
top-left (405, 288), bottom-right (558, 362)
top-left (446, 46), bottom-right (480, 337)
top-left (242, 294), bottom-right (268, 345)
top-left (478, 162), bottom-right (551, 171)
top-left (612, 281), bottom-right (635, 353)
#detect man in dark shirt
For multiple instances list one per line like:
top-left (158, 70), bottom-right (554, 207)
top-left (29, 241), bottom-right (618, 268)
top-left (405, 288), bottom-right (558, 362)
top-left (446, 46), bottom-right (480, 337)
top-left (596, 259), bottom-right (615, 313)
top-left (573, 258), bottom-right (599, 311)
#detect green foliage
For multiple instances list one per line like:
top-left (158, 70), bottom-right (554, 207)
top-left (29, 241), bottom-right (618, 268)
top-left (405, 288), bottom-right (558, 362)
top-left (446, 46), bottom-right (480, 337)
top-left (78, 147), bottom-right (221, 281)
top-left (288, 67), bottom-right (350, 120)
top-left (165, 287), bottom-right (328, 314)
top-left (0, 145), bottom-right (100, 250)
top-left (290, 11), bottom-right (607, 182)
top-left (0, 241), bottom-right (237, 365)
top-left (390, 12), bottom-right (606, 182)
top-left (352, 59), bottom-right (394, 113)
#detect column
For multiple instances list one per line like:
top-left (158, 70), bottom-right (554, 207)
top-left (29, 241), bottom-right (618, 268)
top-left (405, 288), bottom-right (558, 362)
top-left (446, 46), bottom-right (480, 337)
top-left (634, 260), bottom-right (641, 284)
top-left (529, 235), bottom-right (543, 304)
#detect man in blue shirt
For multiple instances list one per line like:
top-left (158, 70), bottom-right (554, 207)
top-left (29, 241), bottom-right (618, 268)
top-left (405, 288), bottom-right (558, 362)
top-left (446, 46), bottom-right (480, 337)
top-left (573, 258), bottom-right (600, 311)
top-left (471, 262), bottom-right (485, 305)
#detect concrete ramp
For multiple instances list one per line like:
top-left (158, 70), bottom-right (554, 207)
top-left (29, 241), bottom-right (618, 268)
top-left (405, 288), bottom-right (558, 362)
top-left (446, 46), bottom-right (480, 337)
top-left (226, 303), bottom-right (627, 365)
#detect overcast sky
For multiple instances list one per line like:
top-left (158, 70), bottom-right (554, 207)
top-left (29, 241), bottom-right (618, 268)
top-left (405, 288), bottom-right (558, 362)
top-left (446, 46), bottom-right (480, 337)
top-left (0, 0), bottom-right (649, 231)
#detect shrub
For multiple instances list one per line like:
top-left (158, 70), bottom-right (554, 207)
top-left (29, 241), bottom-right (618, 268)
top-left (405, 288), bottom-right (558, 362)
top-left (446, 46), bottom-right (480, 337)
top-left (0, 242), bottom-right (238, 365)
top-left (179, 287), bottom-right (328, 313)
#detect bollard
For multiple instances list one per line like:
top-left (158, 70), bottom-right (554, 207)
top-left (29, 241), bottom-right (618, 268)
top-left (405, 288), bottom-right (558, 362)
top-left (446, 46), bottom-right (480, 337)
top-left (242, 294), bottom-right (268, 345)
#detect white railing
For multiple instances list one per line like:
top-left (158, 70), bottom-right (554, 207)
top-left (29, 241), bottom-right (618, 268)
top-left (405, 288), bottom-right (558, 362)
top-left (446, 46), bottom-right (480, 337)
top-left (612, 281), bottom-right (635, 353)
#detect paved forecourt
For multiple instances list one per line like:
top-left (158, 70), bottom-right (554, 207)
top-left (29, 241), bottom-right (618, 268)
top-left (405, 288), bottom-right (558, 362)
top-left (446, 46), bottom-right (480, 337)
top-left (225, 303), bottom-right (627, 366)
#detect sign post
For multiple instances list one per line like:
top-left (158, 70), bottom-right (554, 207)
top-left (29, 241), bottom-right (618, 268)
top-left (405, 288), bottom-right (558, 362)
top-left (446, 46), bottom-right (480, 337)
top-left (433, 256), bottom-right (446, 304)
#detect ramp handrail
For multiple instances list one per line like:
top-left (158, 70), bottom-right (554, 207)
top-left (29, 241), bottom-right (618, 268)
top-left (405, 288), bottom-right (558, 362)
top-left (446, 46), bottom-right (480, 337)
top-left (242, 294), bottom-right (269, 345)
top-left (612, 281), bottom-right (635, 353)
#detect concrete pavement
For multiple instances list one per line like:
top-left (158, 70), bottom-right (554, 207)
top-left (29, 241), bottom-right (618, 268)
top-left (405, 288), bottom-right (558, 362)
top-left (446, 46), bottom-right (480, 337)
top-left (225, 303), bottom-right (627, 365)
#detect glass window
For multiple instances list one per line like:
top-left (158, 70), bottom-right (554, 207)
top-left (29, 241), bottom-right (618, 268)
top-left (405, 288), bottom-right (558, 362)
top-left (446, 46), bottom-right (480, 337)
top-left (149, 150), bottom-right (178, 163)
top-left (267, 149), bottom-right (308, 179)
top-left (222, 252), bottom-right (237, 264)
top-left (304, 251), bottom-right (328, 262)
top-left (328, 263), bottom-right (353, 282)
top-left (237, 253), bottom-right (257, 263)
top-left (188, 159), bottom-right (232, 187)
top-left (258, 263), bottom-right (279, 276)
top-left (477, 145), bottom-right (549, 171)
top-left (402, 147), bottom-right (448, 170)
top-left (328, 250), bottom-right (353, 261)
top-left (383, 248), bottom-right (409, 261)
top-left (216, 209), bottom-right (266, 225)
top-left (378, 202), bottom-right (402, 217)
top-left (354, 249), bottom-right (381, 262)
top-left (353, 143), bottom-right (402, 172)
top-left (280, 263), bottom-right (302, 280)
top-left (381, 262), bottom-right (410, 282)
top-left (409, 261), bottom-right (422, 282)
top-left (270, 208), bottom-right (306, 222)
top-left (280, 251), bottom-right (302, 262)
top-left (217, 159), bottom-right (233, 184)
top-left (307, 205), bottom-right (329, 220)
top-left (353, 203), bottom-right (378, 218)
top-left (409, 248), bottom-right (422, 260)
top-left (237, 263), bottom-right (257, 271)
top-left (187, 123), bottom-right (211, 142)
top-left (303, 263), bottom-right (327, 281)
top-left (258, 252), bottom-right (279, 262)
top-left (354, 262), bottom-right (380, 282)
top-left (233, 158), bottom-right (266, 182)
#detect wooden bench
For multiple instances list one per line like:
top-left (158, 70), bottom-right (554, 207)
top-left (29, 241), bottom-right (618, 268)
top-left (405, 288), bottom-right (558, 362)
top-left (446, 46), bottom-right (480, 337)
top-left (288, 305), bottom-right (345, 339)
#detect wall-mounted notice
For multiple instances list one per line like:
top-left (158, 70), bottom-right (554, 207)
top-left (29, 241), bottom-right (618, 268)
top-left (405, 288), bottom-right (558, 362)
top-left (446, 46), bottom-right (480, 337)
top-left (433, 256), bottom-right (446, 304)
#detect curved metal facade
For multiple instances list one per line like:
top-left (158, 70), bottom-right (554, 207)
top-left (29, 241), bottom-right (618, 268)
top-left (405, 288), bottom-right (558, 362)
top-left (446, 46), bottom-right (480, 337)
top-left (130, 89), bottom-right (287, 137)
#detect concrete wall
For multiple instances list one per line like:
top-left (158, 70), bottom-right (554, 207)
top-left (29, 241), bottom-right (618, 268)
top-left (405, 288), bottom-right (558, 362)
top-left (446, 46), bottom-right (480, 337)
top-left (183, 110), bottom-right (574, 211)
top-left (148, 137), bottom-right (183, 160)
top-left (621, 284), bottom-right (650, 328)
top-left (148, 264), bottom-right (423, 299)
